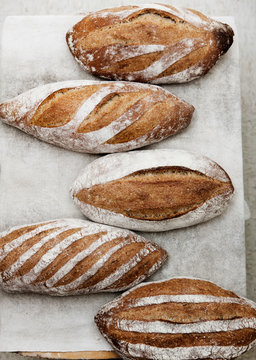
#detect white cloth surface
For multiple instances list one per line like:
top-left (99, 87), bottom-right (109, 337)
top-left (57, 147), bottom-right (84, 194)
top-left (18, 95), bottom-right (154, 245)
top-left (0, 13), bottom-right (245, 352)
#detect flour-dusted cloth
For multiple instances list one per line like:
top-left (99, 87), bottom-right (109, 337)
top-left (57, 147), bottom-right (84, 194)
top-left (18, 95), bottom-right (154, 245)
top-left (0, 12), bottom-right (245, 351)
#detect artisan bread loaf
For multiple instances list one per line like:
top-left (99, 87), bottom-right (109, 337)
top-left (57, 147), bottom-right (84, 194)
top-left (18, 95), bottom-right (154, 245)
top-left (66, 3), bottom-right (234, 84)
top-left (95, 277), bottom-right (256, 360)
top-left (0, 219), bottom-right (167, 295)
top-left (0, 80), bottom-right (193, 153)
top-left (71, 149), bottom-right (234, 232)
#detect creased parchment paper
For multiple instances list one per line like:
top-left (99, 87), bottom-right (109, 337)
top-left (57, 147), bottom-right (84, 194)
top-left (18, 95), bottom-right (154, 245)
top-left (0, 12), bottom-right (245, 352)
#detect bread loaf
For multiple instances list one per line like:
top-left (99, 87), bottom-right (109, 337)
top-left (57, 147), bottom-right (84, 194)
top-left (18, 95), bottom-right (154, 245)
top-left (95, 277), bottom-right (256, 360)
top-left (66, 3), bottom-right (234, 84)
top-left (0, 219), bottom-right (167, 295)
top-left (0, 80), bottom-right (193, 153)
top-left (71, 149), bottom-right (234, 232)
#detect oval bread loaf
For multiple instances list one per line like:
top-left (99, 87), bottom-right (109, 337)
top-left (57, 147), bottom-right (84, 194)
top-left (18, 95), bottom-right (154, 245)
top-left (66, 3), bottom-right (234, 84)
top-left (0, 219), bottom-right (167, 296)
top-left (0, 80), bottom-right (194, 153)
top-left (71, 149), bottom-right (234, 232)
top-left (95, 277), bottom-right (256, 360)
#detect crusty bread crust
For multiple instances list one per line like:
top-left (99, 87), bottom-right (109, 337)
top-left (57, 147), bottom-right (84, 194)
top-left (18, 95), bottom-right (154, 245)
top-left (0, 219), bottom-right (167, 295)
top-left (0, 80), bottom-right (194, 153)
top-left (71, 149), bottom-right (234, 232)
top-left (66, 3), bottom-right (234, 84)
top-left (95, 277), bottom-right (256, 360)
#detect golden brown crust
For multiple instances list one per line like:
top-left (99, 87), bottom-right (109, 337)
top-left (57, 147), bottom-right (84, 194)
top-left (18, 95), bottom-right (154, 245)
top-left (76, 166), bottom-right (233, 221)
top-left (95, 278), bottom-right (256, 360)
top-left (71, 149), bottom-right (234, 231)
top-left (0, 81), bottom-right (194, 153)
top-left (0, 219), bottom-right (167, 295)
top-left (18, 228), bottom-right (82, 281)
top-left (104, 250), bottom-right (164, 291)
top-left (108, 328), bottom-right (256, 348)
top-left (77, 91), bottom-right (148, 134)
top-left (55, 239), bottom-right (143, 289)
top-left (67, 4), bottom-right (234, 83)
top-left (30, 87), bottom-right (98, 127)
top-left (118, 302), bottom-right (256, 323)
top-left (105, 102), bottom-right (183, 145)
top-left (0, 228), bottom-right (62, 279)
top-left (33, 231), bottom-right (105, 285)
top-left (0, 224), bottom-right (40, 247)
top-left (116, 278), bottom-right (240, 299)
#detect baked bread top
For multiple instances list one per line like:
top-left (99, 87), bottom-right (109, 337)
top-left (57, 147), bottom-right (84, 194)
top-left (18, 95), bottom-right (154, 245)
top-left (71, 149), bottom-right (234, 231)
top-left (0, 80), bottom-right (193, 153)
top-left (0, 219), bottom-right (167, 295)
top-left (67, 3), bottom-right (234, 83)
top-left (95, 277), bottom-right (256, 360)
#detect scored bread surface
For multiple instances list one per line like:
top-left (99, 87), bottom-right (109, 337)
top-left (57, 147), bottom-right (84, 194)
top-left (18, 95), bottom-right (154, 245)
top-left (0, 219), bottom-right (167, 295)
top-left (71, 149), bottom-right (234, 232)
top-left (95, 278), bottom-right (256, 360)
top-left (0, 80), bottom-right (194, 153)
top-left (66, 3), bottom-right (234, 83)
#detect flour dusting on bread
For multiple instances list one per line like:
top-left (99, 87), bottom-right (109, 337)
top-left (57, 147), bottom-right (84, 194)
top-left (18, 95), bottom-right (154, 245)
top-left (71, 149), bottom-right (234, 232)
top-left (95, 278), bottom-right (256, 360)
top-left (0, 219), bottom-right (167, 295)
top-left (0, 81), bottom-right (194, 153)
top-left (66, 3), bottom-right (234, 83)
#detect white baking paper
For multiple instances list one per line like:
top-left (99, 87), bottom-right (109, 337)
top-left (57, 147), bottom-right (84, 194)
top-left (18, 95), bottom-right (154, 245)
top-left (0, 13), bottom-right (245, 352)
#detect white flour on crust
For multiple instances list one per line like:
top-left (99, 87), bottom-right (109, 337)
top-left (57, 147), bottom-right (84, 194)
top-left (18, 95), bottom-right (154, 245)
top-left (67, 3), bottom-right (231, 84)
top-left (97, 277), bottom-right (256, 314)
top-left (0, 80), bottom-right (192, 153)
top-left (95, 277), bottom-right (256, 360)
top-left (0, 218), bottom-right (166, 295)
top-left (71, 149), bottom-right (234, 232)
top-left (72, 149), bottom-right (231, 188)
top-left (72, 191), bottom-right (233, 232)
top-left (88, 3), bottom-right (223, 31)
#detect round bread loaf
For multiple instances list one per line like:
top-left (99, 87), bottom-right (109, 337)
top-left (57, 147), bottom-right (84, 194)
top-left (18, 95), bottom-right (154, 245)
top-left (95, 277), bottom-right (256, 360)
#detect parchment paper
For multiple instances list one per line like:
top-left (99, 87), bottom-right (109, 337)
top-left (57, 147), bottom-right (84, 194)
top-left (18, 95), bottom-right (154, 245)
top-left (0, 12), bottom-right (245, 352)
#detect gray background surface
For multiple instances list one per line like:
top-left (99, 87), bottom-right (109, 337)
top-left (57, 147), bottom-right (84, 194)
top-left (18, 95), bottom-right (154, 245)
top-left (0, 0), bottom-right (255, 359)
